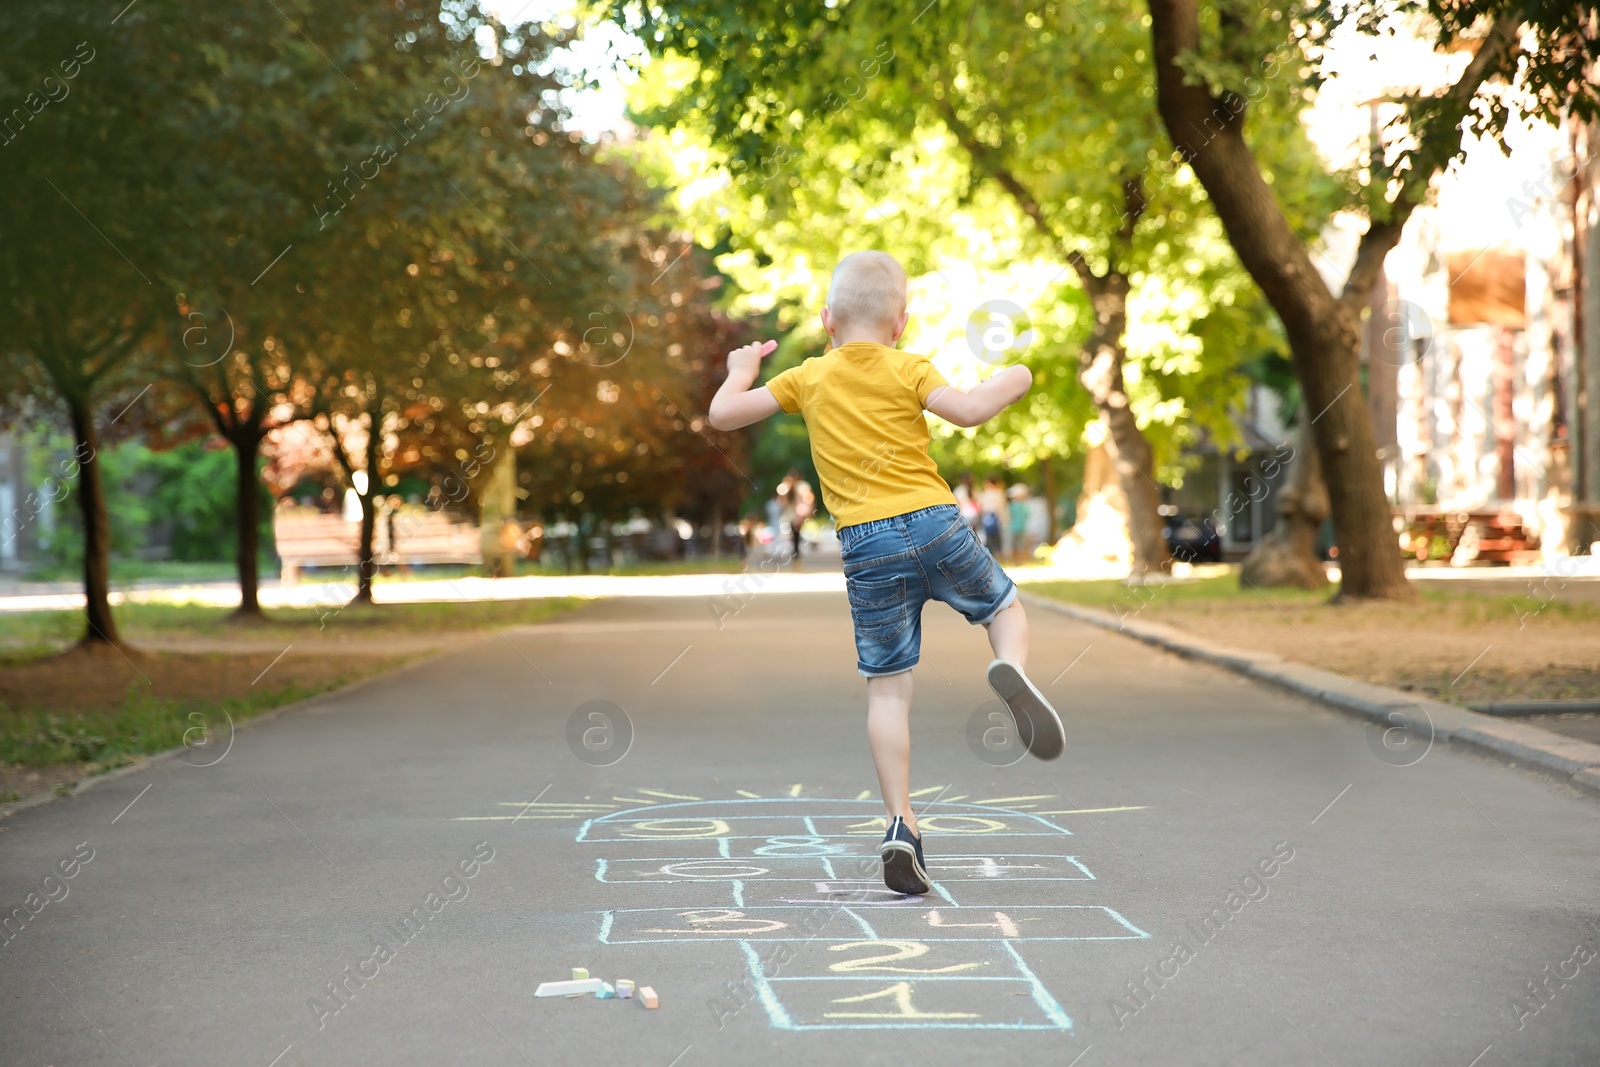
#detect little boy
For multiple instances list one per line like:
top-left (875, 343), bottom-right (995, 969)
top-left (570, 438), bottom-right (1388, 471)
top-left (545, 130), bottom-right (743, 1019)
top-left (707, 251), bottom-right (1064, 896)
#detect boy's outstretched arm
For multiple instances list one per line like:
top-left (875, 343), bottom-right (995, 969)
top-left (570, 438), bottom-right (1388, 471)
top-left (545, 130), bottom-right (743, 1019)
top-left (707, 339), bottom-right (781, 430)
top-left (924, 365), bottom-right (1032, 427)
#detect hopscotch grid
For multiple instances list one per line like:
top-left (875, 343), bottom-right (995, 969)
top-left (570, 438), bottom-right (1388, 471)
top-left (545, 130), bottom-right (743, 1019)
top-left (582, 794), bottom-right (1143, 1032)
top-left (574, 795), bottom-right (1073, 832)
top-left (598, 908), bottom-right (1139, 921)
top-left (599, 873), bottom-right (1094, 883)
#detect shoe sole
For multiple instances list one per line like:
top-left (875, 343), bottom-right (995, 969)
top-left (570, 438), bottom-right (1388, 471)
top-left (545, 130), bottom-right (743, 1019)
top-left (879, 841), bottom-right (931, 895)
top-left (987, 659), bottom-right (1065, 760)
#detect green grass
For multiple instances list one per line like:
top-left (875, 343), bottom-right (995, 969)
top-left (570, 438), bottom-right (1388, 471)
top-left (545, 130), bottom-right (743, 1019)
top-left (1029, 572), bottom-right (1322, 610)
top-left (0, 595), bottom-right (586, 781)
top-left (1027, 567), bottom-right (1600, 623)
top-left (0, 678), bottom-right (367, 770)
top-left (578, 557), bottom-right (752, 576)
top-left (22, 555), bottom-right (751, 588)
top-left (23, 559), bottom-right (255, 584)
top-left (292, 557), bottom-right (751, 582)
top-left (0, 596), bottom-right (585, 655)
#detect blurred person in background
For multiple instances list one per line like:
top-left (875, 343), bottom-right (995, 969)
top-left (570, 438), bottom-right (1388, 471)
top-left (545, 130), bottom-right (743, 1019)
top-left (523, 519), bottom-right (544, 565)
top-left (1007, 483), bottom-right (1033, 562)
top-left (954, 473), bottom-right (980, 532)
top-left (778, 469), bottom-right (815, 565)
top-left (493, 516), bottom-right (524, 577)
top-left (979, 475), bottom-right (1007, 554)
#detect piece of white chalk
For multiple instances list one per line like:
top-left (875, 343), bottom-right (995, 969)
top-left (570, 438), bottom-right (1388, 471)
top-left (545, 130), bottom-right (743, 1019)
top-left (535, 978), bottom-right (603, 997)
top-left (571, 967), bottom-right (589, 981)
top-left (639, 985), bottom-right (659, 1009)
top-left (615, 979), bottom-right (635, 999)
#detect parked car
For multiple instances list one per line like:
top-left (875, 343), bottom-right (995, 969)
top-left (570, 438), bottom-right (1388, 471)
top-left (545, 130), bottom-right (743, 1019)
top-left (1163, 514), bottom-right (1222, 563)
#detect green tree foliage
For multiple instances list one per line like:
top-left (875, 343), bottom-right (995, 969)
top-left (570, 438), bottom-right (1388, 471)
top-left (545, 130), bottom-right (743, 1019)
top-left (1147, 0), bottom-right (1599, 597)
top-left (0, 2), bottom-right (208, 642)
top-left (606, 0), bottom-right (1327, 570)
top-left (3, 0), bottom-right (760, 633)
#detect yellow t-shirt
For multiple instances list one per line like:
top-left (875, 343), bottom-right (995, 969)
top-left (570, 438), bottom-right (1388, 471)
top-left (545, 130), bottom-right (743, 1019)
top-left (765, 342), bottom-right (956, 528)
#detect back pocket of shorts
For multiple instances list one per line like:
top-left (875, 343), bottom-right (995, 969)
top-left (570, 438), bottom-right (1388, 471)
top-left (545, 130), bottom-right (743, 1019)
top-left (847, 574), bottom-right (909, 639)
top-left (936, 533), bottom-right (996, 599)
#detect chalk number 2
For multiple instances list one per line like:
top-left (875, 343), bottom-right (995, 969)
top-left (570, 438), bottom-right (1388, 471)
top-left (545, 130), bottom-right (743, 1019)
top-left (828, 940), bottom-right (983, 974)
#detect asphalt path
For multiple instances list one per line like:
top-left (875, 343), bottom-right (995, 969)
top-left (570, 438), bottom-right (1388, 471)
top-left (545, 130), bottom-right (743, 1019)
top-left (3, 589), bottom-right (1598, 1066)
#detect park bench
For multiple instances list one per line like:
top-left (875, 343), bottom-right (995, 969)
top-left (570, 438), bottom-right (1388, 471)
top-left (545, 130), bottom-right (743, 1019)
top-left (273, 508), bottom-right (483, 582)
top-left (1399, 507), bottom-right (1542, 566)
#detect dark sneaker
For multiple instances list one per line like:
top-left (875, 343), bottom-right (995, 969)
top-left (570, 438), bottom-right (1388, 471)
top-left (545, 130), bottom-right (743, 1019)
top-left (879, 816), bottom-right (931, 895)
top-left (987, 658), bottom-right (1065, 760)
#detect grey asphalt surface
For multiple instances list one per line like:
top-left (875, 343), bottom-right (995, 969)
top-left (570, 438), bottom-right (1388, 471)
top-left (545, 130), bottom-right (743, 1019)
top-left (3, 589), bottom-right (1599, 1066)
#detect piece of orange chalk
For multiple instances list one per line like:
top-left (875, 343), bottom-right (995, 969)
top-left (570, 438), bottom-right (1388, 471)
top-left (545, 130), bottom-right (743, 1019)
top-left (639, 985), bottom-right (659, 1009)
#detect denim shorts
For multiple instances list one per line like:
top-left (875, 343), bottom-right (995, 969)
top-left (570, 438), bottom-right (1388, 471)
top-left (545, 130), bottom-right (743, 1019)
top-left (838, 504), bottom-right (1018, 677)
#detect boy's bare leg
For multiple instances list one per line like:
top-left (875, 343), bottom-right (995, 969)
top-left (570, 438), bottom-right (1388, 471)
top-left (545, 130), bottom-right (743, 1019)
top-left (983, 598), bottom-right (1066, 759)
top-left (866, 671), bottom-right (917, 836)
top-left (984, 599), bottom-right (1029, 668)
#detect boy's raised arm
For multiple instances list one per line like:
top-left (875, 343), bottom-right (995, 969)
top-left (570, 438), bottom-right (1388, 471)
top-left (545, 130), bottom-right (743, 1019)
top-left (924, 365), bottom-right (1032, 428)
top-left (707, 339), bottom-right (782, 431)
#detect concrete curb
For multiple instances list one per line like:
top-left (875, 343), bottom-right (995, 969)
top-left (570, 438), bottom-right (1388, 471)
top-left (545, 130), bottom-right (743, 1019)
top-left (1023, 593), bottom-right (1600, 800)
top-left (0, 638), bottom-right (468, 821)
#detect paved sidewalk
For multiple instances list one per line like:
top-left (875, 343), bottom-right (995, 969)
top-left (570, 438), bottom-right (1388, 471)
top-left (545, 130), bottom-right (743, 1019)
top-left (3, 591), bottom-right (1598, 1065)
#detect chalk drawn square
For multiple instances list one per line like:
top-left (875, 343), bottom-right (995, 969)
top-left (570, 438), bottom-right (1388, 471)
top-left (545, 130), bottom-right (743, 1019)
top-left (741, 940), bottom-right (1073, 1031)
top-left (597, 904), bottom-right (1148, 943)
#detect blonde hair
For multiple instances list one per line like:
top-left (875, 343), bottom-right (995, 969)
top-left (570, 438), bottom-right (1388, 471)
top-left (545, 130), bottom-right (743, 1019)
top-left (826, 251), bottom-right (907, 331)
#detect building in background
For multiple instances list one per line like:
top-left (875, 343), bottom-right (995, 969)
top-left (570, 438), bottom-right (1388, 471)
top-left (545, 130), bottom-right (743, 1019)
top-left (1309, 22), bottom-right (1597, 564)
top-left (1383, 118), bottom-right (1595, 561)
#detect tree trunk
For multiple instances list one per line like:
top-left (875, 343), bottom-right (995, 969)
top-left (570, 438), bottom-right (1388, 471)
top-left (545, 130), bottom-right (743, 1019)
top-left (1148, 0), bottom-right (1414, 600)
top-left (1298, 324), bottom-right (1407, 599)
top-left (1080, 272), bottom-right (1172, 577)
top-left (66, 397), bottom-right (121, 645)
top-left (353, 403), bottom-right (383, 605)
top-left (933, 94), bottom-right (1167, 574)
top-left (1240, 421), bottom-right (1330, 590)
top-left (354, 487), bottom-right (378, 604)
top-left (230, 432), bottom-right (264, 619)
